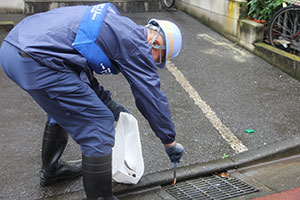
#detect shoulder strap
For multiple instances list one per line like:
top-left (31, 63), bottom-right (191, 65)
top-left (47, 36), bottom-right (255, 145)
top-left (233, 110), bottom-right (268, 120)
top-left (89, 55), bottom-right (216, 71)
top-left (72, 3), bottom-right (119, 75)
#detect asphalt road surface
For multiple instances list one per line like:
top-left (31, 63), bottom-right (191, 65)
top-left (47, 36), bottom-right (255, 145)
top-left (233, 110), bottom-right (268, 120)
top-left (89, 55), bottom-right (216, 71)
top-left (1, 10), bottom-right (300, 199)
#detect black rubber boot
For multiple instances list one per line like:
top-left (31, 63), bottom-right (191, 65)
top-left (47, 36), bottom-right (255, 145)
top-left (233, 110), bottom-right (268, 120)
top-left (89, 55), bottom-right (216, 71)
top-left (40, 123), bottom-right (82, 186)
top-left (82, 153), bottom-right (118, 200)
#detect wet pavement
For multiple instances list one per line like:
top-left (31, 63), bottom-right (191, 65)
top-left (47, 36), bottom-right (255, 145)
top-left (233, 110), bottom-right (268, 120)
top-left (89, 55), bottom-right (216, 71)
top-left (1, 9), bottom-right (300, 200)
top-left (231, 155), bottom-right (300, 200)
top-left (116, 155), bottom-right (300, 200)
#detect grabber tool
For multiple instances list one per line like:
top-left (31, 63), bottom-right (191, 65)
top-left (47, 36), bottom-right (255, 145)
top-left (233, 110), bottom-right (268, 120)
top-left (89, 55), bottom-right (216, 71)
top-left (172, 162), bottom-right (177, 185)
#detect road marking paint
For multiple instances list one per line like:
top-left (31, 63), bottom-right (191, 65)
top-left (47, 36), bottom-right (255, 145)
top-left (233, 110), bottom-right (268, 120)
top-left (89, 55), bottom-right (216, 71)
top-left (196, 34), bottom-right (252, 63)
top-left (166, 61), bottom-right (248, 153)
top-left (197, 34), bottom-right (247, 56)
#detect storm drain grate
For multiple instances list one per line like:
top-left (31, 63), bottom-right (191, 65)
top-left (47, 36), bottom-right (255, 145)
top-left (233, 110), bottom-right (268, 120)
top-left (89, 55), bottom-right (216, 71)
top-left (163, 174), bottom-right (259, 200)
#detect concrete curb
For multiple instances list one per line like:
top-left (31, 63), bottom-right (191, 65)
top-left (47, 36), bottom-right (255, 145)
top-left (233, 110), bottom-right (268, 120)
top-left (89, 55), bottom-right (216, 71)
top-left (112, 136), bottom-right (300, 195)
top-left (254, 42), bottom-right (300, 82)
top-left (0, 21), bottom-right (14, 32)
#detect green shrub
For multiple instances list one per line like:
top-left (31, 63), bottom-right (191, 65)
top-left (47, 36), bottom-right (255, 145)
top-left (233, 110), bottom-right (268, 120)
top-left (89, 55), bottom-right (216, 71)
top-left (248, 0), bottom-right (284, 23)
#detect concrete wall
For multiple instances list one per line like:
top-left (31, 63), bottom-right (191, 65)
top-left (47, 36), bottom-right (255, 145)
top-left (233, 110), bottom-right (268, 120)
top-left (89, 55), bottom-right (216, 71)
top-left (0, 0), bottom-right (24, 13)
top-left (24, 0), bottom-right (163, 14)
top-left (176, 0), bottom-right (247, 36)
top-left (0, 0), bottom-right (163, 14)
top-left (175, 0), bottom-right (264, 51)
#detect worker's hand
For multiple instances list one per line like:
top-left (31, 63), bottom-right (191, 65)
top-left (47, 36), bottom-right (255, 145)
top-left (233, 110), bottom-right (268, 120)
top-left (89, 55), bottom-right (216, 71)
top-left (164, 142), bottom-right (184, 163)
top-left (106, 99), bottom-right (129, 121)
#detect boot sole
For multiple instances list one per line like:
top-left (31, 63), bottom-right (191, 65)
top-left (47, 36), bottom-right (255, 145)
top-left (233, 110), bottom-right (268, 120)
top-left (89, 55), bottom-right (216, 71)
top-left (40, 171), bottom-right (82, 187)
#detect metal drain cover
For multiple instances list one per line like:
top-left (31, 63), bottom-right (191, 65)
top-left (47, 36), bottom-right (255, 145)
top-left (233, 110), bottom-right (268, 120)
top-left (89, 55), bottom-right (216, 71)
top-left (163, 174), bottom-right (258, 200)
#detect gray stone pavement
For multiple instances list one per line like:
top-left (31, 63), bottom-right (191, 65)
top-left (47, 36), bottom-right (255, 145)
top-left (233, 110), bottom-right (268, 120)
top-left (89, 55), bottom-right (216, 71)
top-left (1, 9), bottom-right (300, 200)
top-left (115, 155), bottom-right (300, 200)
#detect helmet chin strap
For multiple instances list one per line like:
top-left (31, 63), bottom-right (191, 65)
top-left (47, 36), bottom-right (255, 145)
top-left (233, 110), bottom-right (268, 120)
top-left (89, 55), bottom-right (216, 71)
top-left (146, 24), bottom-right (166, 64)
top-left (146, 19), bottom-right (182, 68)
top-left (146, 24), bottom-right (166, 50)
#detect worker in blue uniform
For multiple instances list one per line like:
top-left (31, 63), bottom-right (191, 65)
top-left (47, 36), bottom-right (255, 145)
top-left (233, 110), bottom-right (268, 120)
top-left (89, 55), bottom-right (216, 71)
top-left (0, 3), bottom-right (184, 200)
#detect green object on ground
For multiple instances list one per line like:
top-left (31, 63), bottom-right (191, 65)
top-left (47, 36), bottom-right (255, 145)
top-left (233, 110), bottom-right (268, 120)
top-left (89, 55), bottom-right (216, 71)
top-left (245, 129), bottom-right (255, 134)
top-left (222, 153), bottom-right (228, 159)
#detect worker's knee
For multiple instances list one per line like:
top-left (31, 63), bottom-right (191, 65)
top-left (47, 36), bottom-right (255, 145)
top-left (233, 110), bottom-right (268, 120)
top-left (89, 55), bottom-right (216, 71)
top-left (81, 141), bottom-right (114, 157)
top-left (78, 111), bottom-right (115, 157)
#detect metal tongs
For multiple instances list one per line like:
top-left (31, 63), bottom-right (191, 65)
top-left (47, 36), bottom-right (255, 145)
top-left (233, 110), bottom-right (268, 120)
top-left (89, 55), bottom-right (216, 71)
top-left (172, 162), bottom-right (177, 186)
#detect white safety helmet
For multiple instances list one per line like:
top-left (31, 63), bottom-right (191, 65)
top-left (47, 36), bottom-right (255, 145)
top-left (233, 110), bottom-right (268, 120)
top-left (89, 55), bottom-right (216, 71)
top-left (146, 19), bottom-right (182, 68)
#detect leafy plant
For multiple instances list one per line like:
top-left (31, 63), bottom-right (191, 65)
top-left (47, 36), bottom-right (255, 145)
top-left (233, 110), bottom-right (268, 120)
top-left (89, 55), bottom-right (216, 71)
top-left (248, 0), bottom-right (284, 23)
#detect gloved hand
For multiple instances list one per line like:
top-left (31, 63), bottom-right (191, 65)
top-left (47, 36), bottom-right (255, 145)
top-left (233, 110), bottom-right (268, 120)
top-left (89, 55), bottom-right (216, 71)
top-left (164, 142), bottom-right (184, 163)
top-left (106, 99), bottom-right (129, 121)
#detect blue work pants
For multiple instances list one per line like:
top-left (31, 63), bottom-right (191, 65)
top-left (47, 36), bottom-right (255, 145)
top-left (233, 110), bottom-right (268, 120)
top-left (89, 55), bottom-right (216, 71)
top-left (0, 41), bottom-right (115, 157)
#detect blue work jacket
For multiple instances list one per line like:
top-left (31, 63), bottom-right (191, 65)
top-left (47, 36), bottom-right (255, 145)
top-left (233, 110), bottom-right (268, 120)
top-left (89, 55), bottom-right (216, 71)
top-left (4, 4), bottom-right (176, 144)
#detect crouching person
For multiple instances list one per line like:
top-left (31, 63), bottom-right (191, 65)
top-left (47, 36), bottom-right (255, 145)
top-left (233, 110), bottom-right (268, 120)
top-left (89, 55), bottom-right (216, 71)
top-left (0, 3), bottom-right (184, 200)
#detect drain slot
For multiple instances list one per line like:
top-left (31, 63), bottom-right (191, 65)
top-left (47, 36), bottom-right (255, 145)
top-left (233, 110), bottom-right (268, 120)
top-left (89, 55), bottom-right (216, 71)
top-left (163, 174), bottom-right (258, 200)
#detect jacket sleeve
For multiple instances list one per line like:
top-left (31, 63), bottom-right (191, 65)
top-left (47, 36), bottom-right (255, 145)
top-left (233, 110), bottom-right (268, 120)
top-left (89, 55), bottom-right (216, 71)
top-left (116, 30), bottom-right (176, 144)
